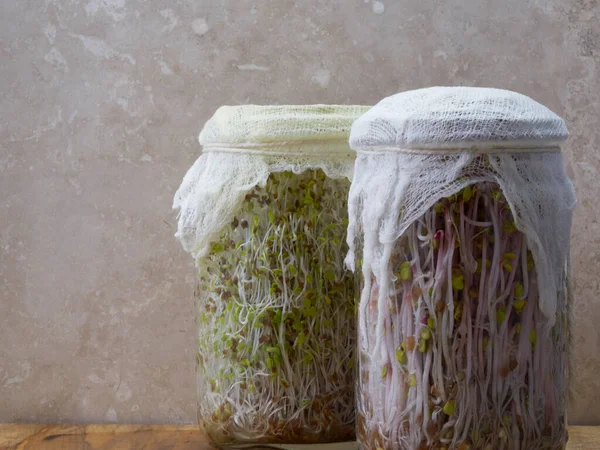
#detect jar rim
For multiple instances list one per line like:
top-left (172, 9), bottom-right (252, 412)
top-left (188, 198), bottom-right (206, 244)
top-left (350, 87), bottom-right (568, 152)
top-left (199, 104), bottom-right (370, 152)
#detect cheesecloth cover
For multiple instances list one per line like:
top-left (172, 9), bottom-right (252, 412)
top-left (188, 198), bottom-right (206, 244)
top-left (346, 87), bottom-right (576, 327)
top-left (174, 104), bottom-right (369, 262)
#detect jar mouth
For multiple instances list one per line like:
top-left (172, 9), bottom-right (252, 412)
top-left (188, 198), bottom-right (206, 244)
top-left (352, 141), bottom-right (564, 155)
top-left (199, 104), bottom-right (370, 149)
top-left (349, 87), bottom-right (569, 152)
top-left (202, 140), bottom-right (356, 157)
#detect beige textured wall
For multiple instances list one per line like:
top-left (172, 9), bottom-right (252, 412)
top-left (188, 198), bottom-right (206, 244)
top-left (1, 0), bottom-right (598, 425)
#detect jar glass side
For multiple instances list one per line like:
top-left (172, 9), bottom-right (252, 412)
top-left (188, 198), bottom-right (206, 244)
top-left (195, 169), bottom-right (356, 447)
top-left (356, 182), bottom-right (568, 450)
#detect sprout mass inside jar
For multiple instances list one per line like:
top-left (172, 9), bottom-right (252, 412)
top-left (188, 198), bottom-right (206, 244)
top-left (357, 182), bottom-right (568, 450)
top-left (196, 169), bottom-right (356, 446)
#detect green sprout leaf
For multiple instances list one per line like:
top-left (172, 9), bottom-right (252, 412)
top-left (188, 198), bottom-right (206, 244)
top-left (463, 185), bottom-right (473, 202)
top-left (514, 281), bottom-right (524, 299)
top-left (514, 299), bottom-right (526, 314)
top-left (210, 242), bottom-right (225, 253)
top-left (302, 352), bottom-right (313, 365)
top-left (452, 268), bottom-right (464, 290)
top-left (396, 347), bottom-right (407, 364)
top-left (496, 306), bottom-right (507, 325)
top-left (427, 317), bottom-right (435, 330)
top-left (323, 269), bottom-right (336, 282)
top-left (529, 329), bottom-right (537, 347)
top-left (443, 399), bottom-right (455, 416)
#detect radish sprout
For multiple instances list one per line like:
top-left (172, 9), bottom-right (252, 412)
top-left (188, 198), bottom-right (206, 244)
top-left (356, 183), bottom-right (568, 450)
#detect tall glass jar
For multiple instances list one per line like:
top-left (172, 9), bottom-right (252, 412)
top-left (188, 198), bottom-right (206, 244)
top-left (345, 88), bottom-right (576, 450)
top-left (174, 105), bottom-right (368, 449)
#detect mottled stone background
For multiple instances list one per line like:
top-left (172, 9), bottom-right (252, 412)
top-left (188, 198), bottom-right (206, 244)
top-left (1, 0), bottom-right (598, 425)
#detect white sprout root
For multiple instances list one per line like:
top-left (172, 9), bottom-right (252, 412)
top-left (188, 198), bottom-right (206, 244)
top-left (195, 170), bottom-right (356, 446)
top-left (356, 183), bottom-right (569, 450)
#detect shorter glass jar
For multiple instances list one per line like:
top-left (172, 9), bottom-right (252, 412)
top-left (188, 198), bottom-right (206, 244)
top-left (174, 105), bottom-right (368, 449)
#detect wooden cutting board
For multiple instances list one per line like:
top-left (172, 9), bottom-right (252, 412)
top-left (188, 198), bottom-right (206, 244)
top-left (0, 424), bottom-right (598, 449)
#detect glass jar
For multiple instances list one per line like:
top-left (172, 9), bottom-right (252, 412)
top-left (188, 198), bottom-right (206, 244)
top-left (174, 105), bottom-right (368, 449)
top-left (345, 88), bottom-right (576, 450)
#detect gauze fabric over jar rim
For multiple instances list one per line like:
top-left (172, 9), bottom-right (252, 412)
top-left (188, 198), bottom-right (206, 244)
top-left (350, 86), bottom-right (568, 152)
top-left (353, 144), bottom-right (562, 155)
top-left (346, 87), bottom-right (576, 327)
top-left (200, 104), bottom-right (370, 156)
top-left (174, 104), bottom-right (369, 263)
